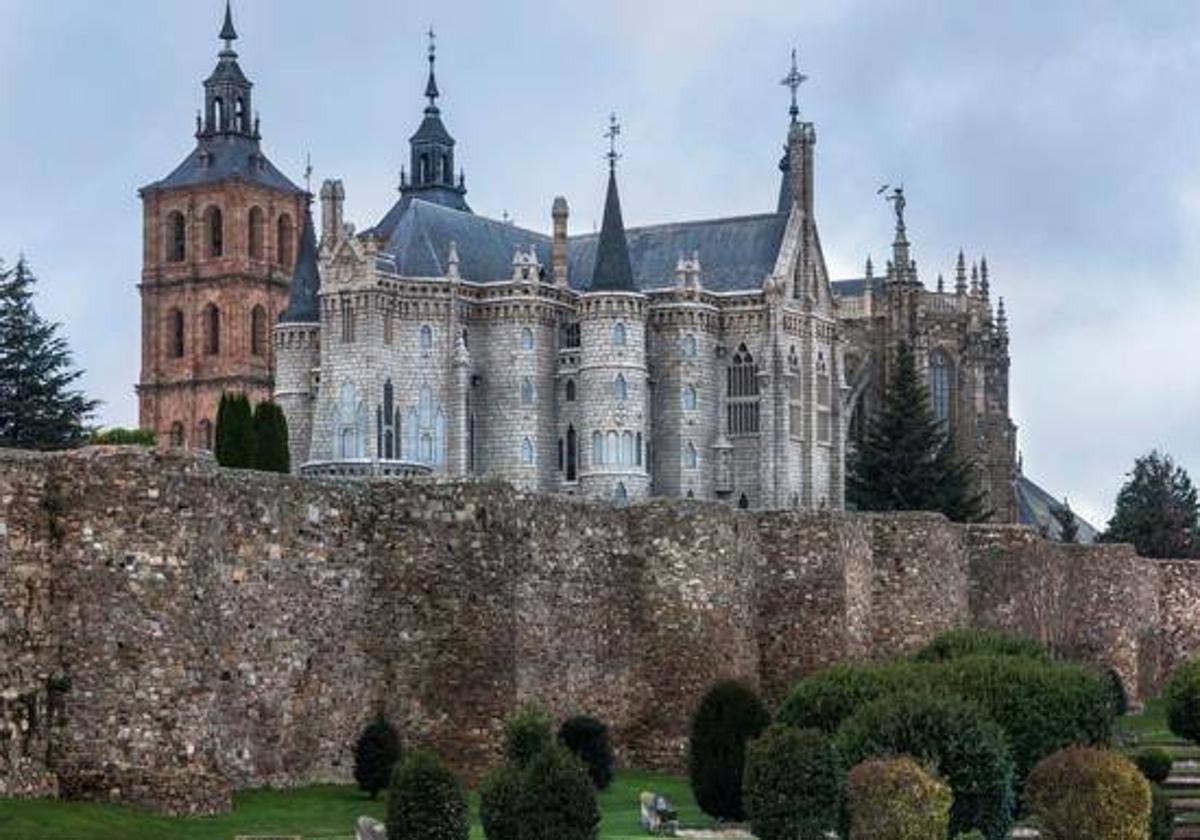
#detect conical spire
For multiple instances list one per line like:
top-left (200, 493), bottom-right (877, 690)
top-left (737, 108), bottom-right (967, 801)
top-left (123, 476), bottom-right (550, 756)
top-left (219, 1), bottom-right (238, 49)
top-left (937, 273), bottom-right (945, 294)
top-left (980, 255), bottom-right (990, 300)
top-left (970, 262), bottom-right (980, 296)
top-left (955, 250), bottom-right (967, 295)
top-left (997, 297), bottom-right (1008, 335)
top-left (278, 207), bottom-right (321, 324)
top-left (591, 115), bottom-right (635, 291)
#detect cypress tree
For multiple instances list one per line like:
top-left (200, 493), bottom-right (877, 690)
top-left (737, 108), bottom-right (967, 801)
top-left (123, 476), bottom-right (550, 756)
top-left (214, 392), bottom-right (254, 468)
top-left (848, 342), bottom-right (987, 522)
top-left (252, 400), bottom-right (290, 473)
top-left (0, 258), bottom-right (98, 449)
top-left (1101, 451), bottom-right (1199, 558)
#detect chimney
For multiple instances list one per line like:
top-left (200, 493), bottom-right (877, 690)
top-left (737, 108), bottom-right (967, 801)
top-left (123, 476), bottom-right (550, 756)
top-left (319, 179), bottom-right (345, 245)
top-left (551, 196), bottom-right (569, 287)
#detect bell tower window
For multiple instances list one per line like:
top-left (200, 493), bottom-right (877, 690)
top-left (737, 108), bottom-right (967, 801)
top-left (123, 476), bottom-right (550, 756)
top-left (204, 206), bottom-right (223, 258)
top-left (166, 211), bottom-right (186, 263)
top-left (248, 207), bottom-right (265, 259)
top-left (277, 214), bottom-right (294, 269)
top-left (204, 304), bottom-right (221, 355)
top-left (168, 308), bottom-right (185, 359)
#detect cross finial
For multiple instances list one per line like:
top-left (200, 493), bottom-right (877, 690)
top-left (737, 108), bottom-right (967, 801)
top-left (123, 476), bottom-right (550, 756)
top-left (781, 48), bottom-right (808, 124)
top-left (304, 153), bottom-right (313, 194)
top-left (427, 27), bottom-right (436, 61)
top-left (604, 113), bottom-right (622, 171)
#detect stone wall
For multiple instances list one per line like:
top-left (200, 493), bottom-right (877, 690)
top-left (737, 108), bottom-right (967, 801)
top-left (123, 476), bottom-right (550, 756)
top-left (0, 447), bottom-right (1188, 811)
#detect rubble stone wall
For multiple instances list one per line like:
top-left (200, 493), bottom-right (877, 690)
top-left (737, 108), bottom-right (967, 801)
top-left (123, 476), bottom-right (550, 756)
top-left (0, 447), bottom-right (1186, 811)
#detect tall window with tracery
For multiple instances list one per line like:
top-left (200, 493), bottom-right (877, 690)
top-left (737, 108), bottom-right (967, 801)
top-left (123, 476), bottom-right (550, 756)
top-left (727, 344), bottom-right (760, 435)
top-left (341, 298), bottom-right (355, 343)
top-left (816, 353), bottom-right (832, 444)
top-left (930, 350), bottom-right (952, 427)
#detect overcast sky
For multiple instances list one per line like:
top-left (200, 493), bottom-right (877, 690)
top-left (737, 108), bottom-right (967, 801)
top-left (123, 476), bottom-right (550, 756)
top-left (1, 0), bottom-right (1197, 526)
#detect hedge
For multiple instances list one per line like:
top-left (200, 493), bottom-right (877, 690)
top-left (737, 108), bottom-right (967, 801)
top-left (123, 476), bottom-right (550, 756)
top-left (913, 628), bottom-right (1051, 663)
top-left (687, 680), bottom-right (771, 820)
top-left (743, 726), bottom-right (841, 840)
top-left (386, 750), bottom-right (468, 840)
top-left (504, 707), bottom-right (553, 770)
top-left (1166, 657), bottom-right (1200, 745)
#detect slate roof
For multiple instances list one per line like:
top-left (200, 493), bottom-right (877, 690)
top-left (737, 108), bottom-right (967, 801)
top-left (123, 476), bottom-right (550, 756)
top-left (142, 134), bottom-right (303, 194)
top-left (831, 277), bottom-right (884, 297)
top-left (371, 199), bottom-right (791, 293)
top-left (278, 208), bottom-right (321, 324)
top-left (1016, 474), bottom-right (1099, 543)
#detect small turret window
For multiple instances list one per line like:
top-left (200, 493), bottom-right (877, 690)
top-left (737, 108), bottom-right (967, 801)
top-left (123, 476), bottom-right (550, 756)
top-left (565, 379), bottom-right (576, 402)
top-left (612, 322), bottom-right (627, 346)
top-left (685, 442), bottom-right (698, 470)
top-left (166, 211), bottom-right (186, 263)
top-left (817, 353), bottom-right (832, 444)
top-left (204, 206), bottom-right (223, 258)
top-left (212, 97), bottom-right (225, 131)
top-left (622, 432), bottom-right (634, 465)
top-left (419, 324), bottom-right (433, 350)
top-left (442, 154), bottom-right (452, 185)
top-left (521, 437), bottom-right (534, 465)
top-left (682, 334), bottom-right (697, 357)
top-left (566, 425), bottom-right (578, 481)
top-left (521, 377), bottom-right (534, 406)
top-left (235, 98), bottom-right (246, 133)
top-left (930, 350), bottom-right (952, 426)
top-left (521, 327), bottom-right (534, 350)
top-left (606, 431), bottom-right (619, 465)
top-left (682, 385), bottom-right (698, 411)
top-left (614, 374), bottom-right (628, 402)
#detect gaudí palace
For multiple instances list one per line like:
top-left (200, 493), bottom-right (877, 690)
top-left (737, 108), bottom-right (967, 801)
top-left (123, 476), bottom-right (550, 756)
top-left (135, 5), bottom-right (1068, 529)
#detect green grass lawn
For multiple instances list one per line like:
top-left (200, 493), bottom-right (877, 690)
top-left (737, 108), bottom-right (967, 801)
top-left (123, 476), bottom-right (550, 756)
top-left (0, 770), bottom-right (703, 840)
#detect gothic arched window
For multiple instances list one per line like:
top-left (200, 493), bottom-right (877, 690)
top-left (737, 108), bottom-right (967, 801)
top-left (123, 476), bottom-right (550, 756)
top-left (521, 327), bottom-right (534, 350)
top-left (566, 425), bottom-right (577, 481)
top-left (682, 334), bottom-right (697, 357)
top-left (816, 352), bottom-right (832, 444)
top-left (612, 322), bottom-right (627, 346)
top-left (592, 431), bottom-right (604, 466)
top-left (727, 344), bottom-right (760, 435)
top-left (235, 98), bottom-right (246, 133)
top-left (521, 437), bottom-right (534, 465)
top-left (685, 441), bottom-right (698, 470)
top-left (381, 380), bottom-right (396, 459)
top-left (622, 432), bottom-right (634, 465)
top-left (248, 207), bottom-right (265, 260)
top-left (168, 308), bottom-right (185, 358)
top-left (204, 206), bottom-right (223, 259)
top-left (613, 374), bottom-right (628, 402)
top-left (606, 431), bottom-right (619, 465)
top-left (419, 324), bottom-right (433, 350)
top-left (250, 305), bottom-right (267, 357)
top-left (614, 482), bottom-right (628, 506)
top-left (930, 350), bottom-right (952, 426)
top-left (682, 384), bottom-right (698, 411)
top-left (277, 214), bottom-right (294, 269)
top-left (204, 304), bottom-right (220, 355)
top-left (636, 432), bottom-right (643, 467)
top-left (521, 377), bottom-right (534, 406)
top-left (166, 211), bottom-right (186, 263)
top-left (565, 379), bottom-right (576, 402)
top-left (338, 382), bottom-right (362, 459)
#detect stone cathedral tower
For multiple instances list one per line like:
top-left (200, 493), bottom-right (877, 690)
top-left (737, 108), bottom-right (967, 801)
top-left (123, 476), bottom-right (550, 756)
top-left (136, 2), bottom-right (306, 448)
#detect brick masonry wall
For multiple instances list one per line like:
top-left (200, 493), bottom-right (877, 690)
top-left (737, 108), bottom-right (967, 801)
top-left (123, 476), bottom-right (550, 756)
top-left (0, 447), bottom-right (1186, 810)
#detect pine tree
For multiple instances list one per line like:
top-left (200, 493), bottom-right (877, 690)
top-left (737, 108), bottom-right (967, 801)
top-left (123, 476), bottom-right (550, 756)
top-left (252, 400), bottom-right (290, 473)
top-left (1051, 497), bottom-right (1080, 544)
top-left (214, 392), bottom-right (254, 468)
top-left (848, 342), bottom-right (987, 522)
top-left (1101, 451), bottom-right (1198, 558)
top-left (0, 258), bottom-right (98, 450)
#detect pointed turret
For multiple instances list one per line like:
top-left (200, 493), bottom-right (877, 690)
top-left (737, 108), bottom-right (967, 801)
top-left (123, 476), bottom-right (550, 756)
top-left (997, 297), bottom-right (1008, 338)
top-left (279, 207), bottom-right (321, 324)
top-left (590, 167), bottom-right (635, 291)
top-left (937, 273), bottom-right (945, 294)
top-left (980, 255), bottom-right (990, 300)
top-left (970, 262), bottom-right (980, 296)
top-left (955, 250), bottom-right (967, 295)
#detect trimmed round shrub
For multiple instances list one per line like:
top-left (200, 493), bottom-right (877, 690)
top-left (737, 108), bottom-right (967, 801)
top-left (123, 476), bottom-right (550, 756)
top-left (846, 756), bottom-right (951, 840)
top-left (778, 661), bottom-right (926, 733)
top-left (504, 706), bottom-right (553, 770)
top-left (1134, 748), bottom-right (1173, 785)
top-left (479, 764), bottom-right (522, 840)
top-left (1025, 746), bottom-right (1151, 840)
top-left (937, 655), bottom-right (1114, 783)
top-left (914, 628), bottom-right (1051, 663)
top-left (743, 725), bottom-right (841, 840)
top-left (558, 716), bottom-right (615, 790)
top-left (353, 716), bottom-right (401, 799)
top-left (687, 679), bottom-right (771, 820)
top-left (1151, 784), bottom-right (1173, 840)
top-left (1166, 657), bottom-right (1200, 744)
top-left (836, 692), bottom-right (1015, 840)
top-left (387, 750), bottom-right (468, 840)
top-left (516, 746), bottom-right (600, 840)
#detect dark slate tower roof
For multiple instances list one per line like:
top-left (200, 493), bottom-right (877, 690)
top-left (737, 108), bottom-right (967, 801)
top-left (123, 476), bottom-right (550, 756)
top-left (278, 208), bottom-right (321, 323)
top-left (589, 168), bottom-right (635, 292)
top-left (141, 2), bottom-right (301, 195)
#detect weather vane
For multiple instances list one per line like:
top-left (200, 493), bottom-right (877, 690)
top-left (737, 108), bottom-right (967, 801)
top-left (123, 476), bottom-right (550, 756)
top-left (604, 113), bottom-right (622, 170)
top-left (877, 183), bottom-right (906, 230)
top-left (304, 152), bottom-right (313, 193)
top-left (427, 27), bottom-right (436, 60)
top-left (780, 48), bottom-right (808, 124)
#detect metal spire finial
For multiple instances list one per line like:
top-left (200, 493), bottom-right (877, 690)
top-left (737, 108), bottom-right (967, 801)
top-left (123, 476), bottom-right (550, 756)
top-left (424, 27), bottom-right (440, 107)
top-left (604, 113), bottom-right (622, 171)
top-left (304, 153), bottom-right (313, 194)
top-left (781, 48), bottom-right (808, 125)
top-left (219, 0), bottom-right (238, 51)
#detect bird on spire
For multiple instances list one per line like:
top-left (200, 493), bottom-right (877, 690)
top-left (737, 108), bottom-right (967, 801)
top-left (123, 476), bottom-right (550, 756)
top-left (780, 48), bottom-right (808, 125)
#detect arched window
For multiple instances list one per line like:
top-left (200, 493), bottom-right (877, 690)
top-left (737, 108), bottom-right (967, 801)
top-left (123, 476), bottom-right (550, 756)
top-left (557, 437), bottom-right (564, 472)
top-left (169, 422), bottom-right (184, 448)
top-left (738, 493), bottom-right (750, 510)
top-left (521, 437), bottom-right (534, 465)
top-left (383, 313), bottom-right (394, 345)
top-left (622, 432), bottom-right (634, 465)
top-left (235, 98), bottom-right (246, 132)
top-left (727, 344), bottom-right (760, 435)
top-left (817, 353), bottom-right (832, 444)
top-left (565, 379), bottom-right (576, 402)
top-left (204, 206), bottom-right (223, 258)
top-left (435, 410), bottom-right (446, 466)
top-left (592, 431), bottom-right (604, 466)
top-left (248, 207), bottom-right (265, 259)
top-left (277, 214), bottom-right (294, 269)
top-left (930, 350), bottom-right (952, 426)
top-left (682, 385), bottom-right (698, 411)
top-left (606, 431), bottom-right (619, 465)
top-left (685, 441), bottom-right (698, 470)
top-left (198, 420), bottom-right (213, 451)
top-left (614, 482), bottom-right (628, 505)
top-left (442, 154), bottom-right (451, 184)
top-left (612, 322), bottom-right (627, 346)
top-left (204, 304), bottom-right (220, 355)
top-left (212, 97), bottom-right (225, 131)
top-left (566, 425), bottom-right (577, 481)
top-left (341, 298), bottom-right (355, 344)
top-left (613, 374), bottom-right (628, 402)
top-left (168, 308), bottom-right (185, 358)
top-left (521, 377), bottom-right (534, 406)
top-left (419, 324), bottom-right (433, 350)
top-left (250, 306), bottom-right (267, 357)
top-left (381, 380), bottom-right (395, 459)
top-left (682, 334), bottom-right (697, 357)
top-left (521, 327), bottom-right (534, 350)
top-left (636, 432), bottom-right (643, 467)
top-left (166, 211), bottom-right (186, 262)
top-left (338, 382), bottom-right (362, 459)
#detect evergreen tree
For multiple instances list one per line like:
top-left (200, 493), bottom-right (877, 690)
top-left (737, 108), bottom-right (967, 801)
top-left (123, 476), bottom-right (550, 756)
top-left (847, 342), bottom-right (987, 522)
top-left (252, 400), bottom-right (290, 473)
top-left (1051, 498), bottom-right (1080, 544)
top-left (1101, 451), bottom-right (1198, 558)
top-left (214, 392), bottom-right (255, 468)
top-left (0, 258), bottom-right (98, 449)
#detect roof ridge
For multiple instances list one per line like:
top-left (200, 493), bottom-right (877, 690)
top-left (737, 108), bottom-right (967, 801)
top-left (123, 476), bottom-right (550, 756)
top-left (570, 210), bottom-right (788, 241)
